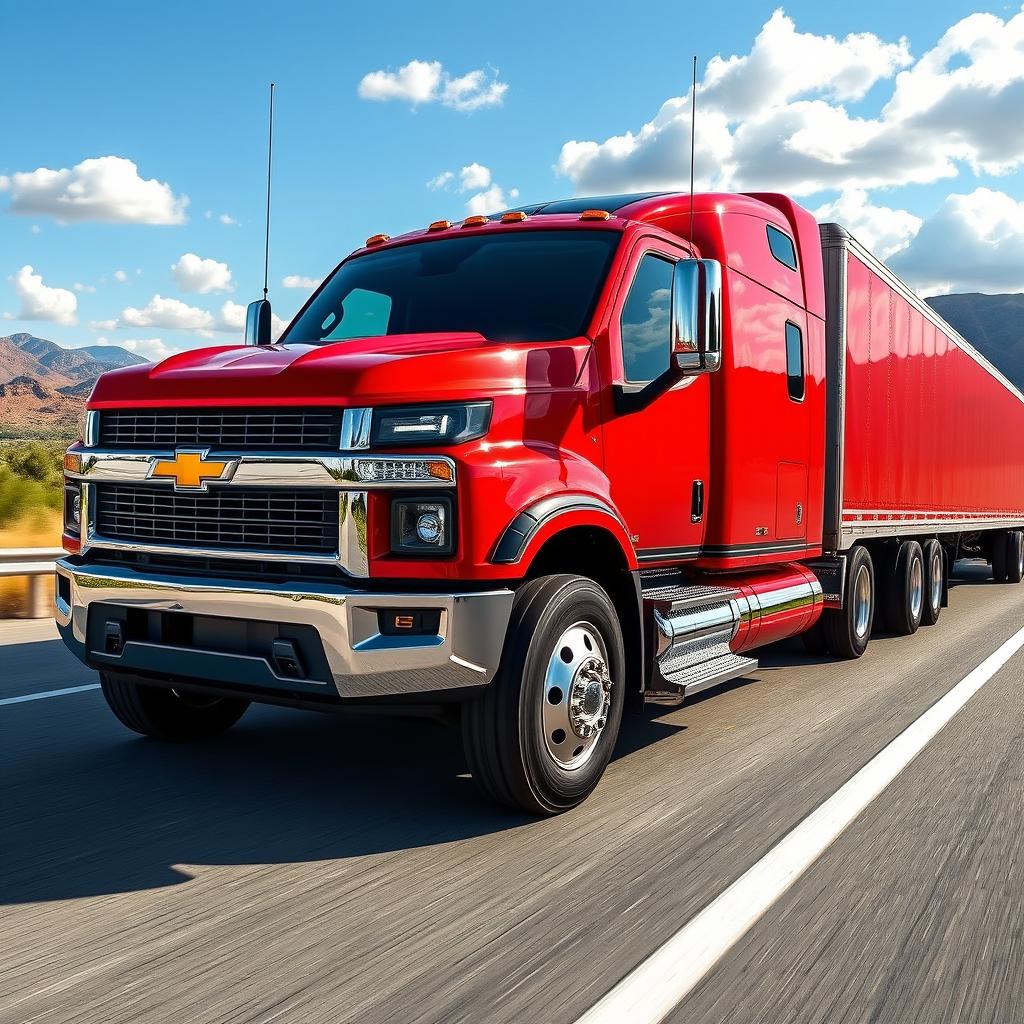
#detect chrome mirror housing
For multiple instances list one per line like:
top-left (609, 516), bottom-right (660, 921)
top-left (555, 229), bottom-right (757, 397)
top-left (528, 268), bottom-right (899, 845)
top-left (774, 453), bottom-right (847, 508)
top-left (244, 299), bottom-right (272, 346)
top-left (671, 259), bottom-right (722, 375)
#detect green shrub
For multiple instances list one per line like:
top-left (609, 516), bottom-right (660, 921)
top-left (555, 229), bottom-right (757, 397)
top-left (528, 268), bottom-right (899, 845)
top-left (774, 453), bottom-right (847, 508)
top-left (0, 440), bottom-right (65, 529)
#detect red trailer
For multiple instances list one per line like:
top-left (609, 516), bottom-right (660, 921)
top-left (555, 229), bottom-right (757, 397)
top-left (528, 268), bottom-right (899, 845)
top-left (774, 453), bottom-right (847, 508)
top-left (54, 191), bottom-right (1024, 813)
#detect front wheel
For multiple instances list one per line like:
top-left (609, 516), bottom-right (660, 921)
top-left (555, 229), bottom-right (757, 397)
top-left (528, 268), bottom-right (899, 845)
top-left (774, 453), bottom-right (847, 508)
top-left (461, 574), bottom-right (625, 815)
top-left (100, 672), bottom-right (250, 740)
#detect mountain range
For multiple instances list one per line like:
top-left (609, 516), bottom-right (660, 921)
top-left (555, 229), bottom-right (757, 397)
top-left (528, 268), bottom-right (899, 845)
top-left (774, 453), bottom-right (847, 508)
top-left (0, 292), bottom-right (1022, 439)
top-left (0, 333), bottom-right (147, 438)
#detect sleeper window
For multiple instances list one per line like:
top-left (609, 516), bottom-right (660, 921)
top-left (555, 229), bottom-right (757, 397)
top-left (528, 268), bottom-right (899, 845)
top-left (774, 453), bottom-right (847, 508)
top-left (767, 225), bottom-right (798, 271)
top-left (785, 321), bottom-right (805, 401)
top-left (620, 254), bottom-right (674, 383)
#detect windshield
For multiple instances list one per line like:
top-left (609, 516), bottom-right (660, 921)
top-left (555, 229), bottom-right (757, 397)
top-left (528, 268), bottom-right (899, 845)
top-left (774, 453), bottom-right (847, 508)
top-left (284, 229), bottom-right (620, 345)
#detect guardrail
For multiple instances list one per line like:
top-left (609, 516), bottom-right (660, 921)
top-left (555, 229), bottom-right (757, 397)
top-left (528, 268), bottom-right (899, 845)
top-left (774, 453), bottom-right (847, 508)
top-left (0, 548), bottom-right (64, 618)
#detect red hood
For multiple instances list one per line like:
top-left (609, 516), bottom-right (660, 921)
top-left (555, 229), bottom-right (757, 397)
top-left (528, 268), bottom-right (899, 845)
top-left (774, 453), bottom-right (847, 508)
top-left (88, 332), bottom-right (593, 408)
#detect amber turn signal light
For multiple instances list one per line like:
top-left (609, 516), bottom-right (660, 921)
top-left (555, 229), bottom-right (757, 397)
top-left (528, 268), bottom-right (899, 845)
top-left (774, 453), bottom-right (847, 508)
top-left (365, 233), bottom-right (390, 246)
top-left (63, 451), bottom-right (82, 475)
top-left (428, 219), bottom-right (453, 231)
top-left (500, 211), bottom-right (528, 223)
top-left (462, 215), bottom-right (489, 227)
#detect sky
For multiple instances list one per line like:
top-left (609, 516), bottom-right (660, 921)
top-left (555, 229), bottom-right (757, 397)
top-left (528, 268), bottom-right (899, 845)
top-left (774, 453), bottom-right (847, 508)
top-left (2, 0), bottom-right (1024, 362)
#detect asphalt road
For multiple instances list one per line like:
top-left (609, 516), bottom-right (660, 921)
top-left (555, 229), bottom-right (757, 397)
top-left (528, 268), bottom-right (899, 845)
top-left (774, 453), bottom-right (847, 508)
top-left (2, 562), bottom-right (1022, 1024)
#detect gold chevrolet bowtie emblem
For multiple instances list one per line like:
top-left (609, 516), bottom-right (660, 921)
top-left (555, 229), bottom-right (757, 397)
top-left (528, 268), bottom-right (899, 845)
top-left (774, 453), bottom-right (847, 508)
top-left (149, 450), bottom-right (236, 490)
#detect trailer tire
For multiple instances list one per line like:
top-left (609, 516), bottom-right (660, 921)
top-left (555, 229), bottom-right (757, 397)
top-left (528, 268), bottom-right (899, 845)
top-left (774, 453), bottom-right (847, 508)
top-left (461, 574), bottom-right (625, 816)
top-left (100, 672), bottom-right (250, 740)
top-left (920, 539), bottom-right (944, 626)
top-left (993, 531), bottom-right (1024, 585)
top-left (880, 540), bottom-right (925, 636)
top-left (821, 545), bottom-right (874, 659)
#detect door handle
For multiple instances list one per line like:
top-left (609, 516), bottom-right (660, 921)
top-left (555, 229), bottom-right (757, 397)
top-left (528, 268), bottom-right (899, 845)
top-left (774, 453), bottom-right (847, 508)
top-left (691, 480), bottom-right (705, 524)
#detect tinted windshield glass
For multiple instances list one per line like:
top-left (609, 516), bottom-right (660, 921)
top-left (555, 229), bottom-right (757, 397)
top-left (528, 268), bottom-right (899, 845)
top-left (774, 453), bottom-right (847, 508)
top-left (285, 230), bottom-right (620, 344)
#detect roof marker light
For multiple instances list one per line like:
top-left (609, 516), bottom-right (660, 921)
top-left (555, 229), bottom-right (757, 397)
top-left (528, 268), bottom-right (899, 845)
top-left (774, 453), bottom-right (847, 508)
top-left (580, 209), bottom-right (611, 221)
top-left (366, 233), bottom-right (390, 246)
top-left (428, 219), bottom-right (453, 231)
top-left (462, 215), bottom-right (489, 227)
top-left (500, 211), bottom-right (528, 223)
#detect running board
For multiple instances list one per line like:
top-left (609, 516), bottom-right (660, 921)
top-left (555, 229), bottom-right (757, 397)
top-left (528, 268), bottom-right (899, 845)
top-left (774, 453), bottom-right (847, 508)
top-left (642, 578), bottom-right (758, 696)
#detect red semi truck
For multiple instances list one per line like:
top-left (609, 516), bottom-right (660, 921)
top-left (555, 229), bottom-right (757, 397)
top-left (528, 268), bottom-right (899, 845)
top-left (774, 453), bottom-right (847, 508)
top-left (55, 191), bottom-right (1024, 813)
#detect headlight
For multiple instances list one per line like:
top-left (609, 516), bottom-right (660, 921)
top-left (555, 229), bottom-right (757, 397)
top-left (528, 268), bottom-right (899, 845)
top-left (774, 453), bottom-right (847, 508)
top-left (372, 402), bottom-right (491, 447)
top-left (64, 485), bottom-right (82, 535)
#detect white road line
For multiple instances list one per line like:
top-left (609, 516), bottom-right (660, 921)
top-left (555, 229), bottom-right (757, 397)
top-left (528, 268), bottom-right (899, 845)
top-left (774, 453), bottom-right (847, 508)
top-left (0, 683), bottom-right (100, 706)
top-left (575, 623), bottom-right (1024, 1024)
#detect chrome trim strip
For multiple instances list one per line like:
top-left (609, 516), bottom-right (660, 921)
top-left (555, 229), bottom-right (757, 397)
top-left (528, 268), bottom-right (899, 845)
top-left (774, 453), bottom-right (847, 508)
top-left (340, 408), bottom-right (372, 451)
top-left (339, 491), bottom-right (369, 577)
top-left (54, 559), bottom-right (515, 699)
top-left (66, 450), bottom-right (456, 490)
top-left (839, 516), bottom-right (1024, 548)
top-left (83, 534), bottom-right (345, 566)
top-left (84, 409), bottom-right (100, 448)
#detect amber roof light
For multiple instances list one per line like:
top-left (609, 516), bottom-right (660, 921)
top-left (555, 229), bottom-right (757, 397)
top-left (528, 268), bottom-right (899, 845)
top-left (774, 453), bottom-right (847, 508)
top-left (462, 215), bottom-right (489, 227)
top-left (365, 233), bottom-right (390, 246)
top-left (428, 219), bottom-right (453, 231)
top-left (500, 211), bottom-right (528, 223)
top-left (579, 209), bottom-right (611, 221)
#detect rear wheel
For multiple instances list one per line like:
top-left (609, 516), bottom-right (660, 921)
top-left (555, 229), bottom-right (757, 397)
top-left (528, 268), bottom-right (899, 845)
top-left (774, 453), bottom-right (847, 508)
top-left (920, 539), bottom-right (944, 626)
top-left (821, 545), bottom-right (874, 659)
top-left (461, 574), bottom-right (625, 815)
top-left (880, 540), bottom-right (924, 636)
top-left (100, 672), bottom-right (250, 740)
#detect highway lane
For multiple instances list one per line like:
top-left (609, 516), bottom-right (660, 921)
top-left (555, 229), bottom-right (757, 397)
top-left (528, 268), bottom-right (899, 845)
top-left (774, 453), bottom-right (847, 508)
top-left (2, 562), bottom-right (1022, 1024)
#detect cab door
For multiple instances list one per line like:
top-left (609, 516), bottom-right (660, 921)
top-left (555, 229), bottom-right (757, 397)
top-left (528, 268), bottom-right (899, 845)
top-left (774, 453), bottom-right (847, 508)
top-left (597, 235), bottom-right (711, 562)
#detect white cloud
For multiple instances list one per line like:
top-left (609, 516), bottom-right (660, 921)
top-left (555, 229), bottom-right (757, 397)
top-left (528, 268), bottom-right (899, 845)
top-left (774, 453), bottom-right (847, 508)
top-left (281, 275), bottom-right (322, 289)
top-left (30, 225), bottom-right (41, 235)
top-left (459, 163), bottom-right (492, 191)
top-left (119, 294), bottom-right (214, 331)
top-left (0, 155), bottom-right (188, 224)
top-left (218, 213), bottom-right (238, 226)
top-left (89, 319), bottom-right (117, 331)
top-left (113, 269), bottom-right (128, 283)
top-left (427, 171), bottom-right (455, 190)
top-left (889, 188), bottom-right (1024, 294)
top-left (73, 282), bottom-right (96, 293)
top-left (466, 185), bottom-right (519, 216)
top-left (556, 8), bottom-right (1024, 197)
top-left (171, 252), bottom-right (234, 294)
top-left (10, 265), bottom-right (77, 326)
top-left (358, 59), bottom-right (507, 111)
top-left (94, 335), bottom-right (176, 362)
top-left (814, 190), bottom-right (923, 259)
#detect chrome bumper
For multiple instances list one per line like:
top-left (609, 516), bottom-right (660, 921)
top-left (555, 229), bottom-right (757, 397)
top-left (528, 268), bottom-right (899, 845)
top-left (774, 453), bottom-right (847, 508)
top-left (54, 559), bottom-right (514, 700)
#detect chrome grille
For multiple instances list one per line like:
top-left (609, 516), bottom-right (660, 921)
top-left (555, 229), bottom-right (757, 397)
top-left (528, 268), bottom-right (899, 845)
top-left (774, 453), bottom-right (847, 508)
top-left (95, 484), bottom-right (339, 554)
top-left (98, 409), bottom-right (342, 451)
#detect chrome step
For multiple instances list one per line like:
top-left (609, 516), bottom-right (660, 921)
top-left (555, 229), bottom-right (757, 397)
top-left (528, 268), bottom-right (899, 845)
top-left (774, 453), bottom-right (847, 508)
top-left (642, 579), bottom-right (758, 697)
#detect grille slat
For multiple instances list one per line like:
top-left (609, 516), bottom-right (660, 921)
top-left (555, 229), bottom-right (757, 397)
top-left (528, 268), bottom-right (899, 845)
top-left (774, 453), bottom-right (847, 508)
top-left (96, 484), bottom-right (339, 555)
top-left (99, 409), bottom-right (342, 451)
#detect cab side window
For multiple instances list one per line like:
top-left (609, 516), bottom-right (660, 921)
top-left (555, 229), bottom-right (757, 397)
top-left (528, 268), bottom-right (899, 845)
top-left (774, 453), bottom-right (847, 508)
top-left (785, 321), bottom-right (805, 401)
top-left (620, 253), bottom-right (674, 383)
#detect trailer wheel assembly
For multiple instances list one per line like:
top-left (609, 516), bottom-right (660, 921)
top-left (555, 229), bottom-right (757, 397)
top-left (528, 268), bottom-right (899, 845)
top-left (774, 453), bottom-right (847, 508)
top-left (821, 545), bottom-right (874, 659)
top-left (880, 540), bottom-right (925, 636)
top-left (461, 574), bottom-right (625, 815)
top-left (920, 539), bottom-right (944, 626)
top-left (993, 530), bottom-right (1024, 585)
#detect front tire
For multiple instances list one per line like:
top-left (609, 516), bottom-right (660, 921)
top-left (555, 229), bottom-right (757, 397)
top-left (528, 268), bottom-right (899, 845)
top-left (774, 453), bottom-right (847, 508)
top-left (100, 672), bottom-right (250, 740)
top-left (461, 574), bottom-right (625, 815)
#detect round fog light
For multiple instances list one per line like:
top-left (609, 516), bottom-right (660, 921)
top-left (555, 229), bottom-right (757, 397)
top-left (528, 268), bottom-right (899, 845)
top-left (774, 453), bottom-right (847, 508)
top-left (415, 511), bottom-right (443, 545)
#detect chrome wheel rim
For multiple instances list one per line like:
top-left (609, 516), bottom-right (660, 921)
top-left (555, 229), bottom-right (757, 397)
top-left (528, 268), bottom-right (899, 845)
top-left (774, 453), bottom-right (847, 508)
top-left (542, 622), bottom-right (612, 770)
top-left (929, 548), bottom-right (943, 610)
top-left (1018, 537), bottom-right (1023, 578)
top-left (853, 564), bottom-right (872, 640)
top-left (910, 555), bottom-right (923, 619)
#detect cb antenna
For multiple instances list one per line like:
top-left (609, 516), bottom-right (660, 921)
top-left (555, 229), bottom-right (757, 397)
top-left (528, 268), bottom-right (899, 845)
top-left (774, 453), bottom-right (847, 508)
top-left (688, 55), bottom-right (697, 253)
top-left (263, 82), bottom-right (275, 301)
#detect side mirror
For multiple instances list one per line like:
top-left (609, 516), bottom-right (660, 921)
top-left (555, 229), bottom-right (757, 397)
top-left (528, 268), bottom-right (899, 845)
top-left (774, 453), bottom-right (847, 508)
top-left (671, 259), bottom-right (722, 375)
top-left (244, 299), bottom-right (272, 346)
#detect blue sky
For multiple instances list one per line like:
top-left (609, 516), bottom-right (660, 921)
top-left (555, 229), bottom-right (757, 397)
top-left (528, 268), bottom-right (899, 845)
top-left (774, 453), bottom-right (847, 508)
top-left (2, 0), bottom-right (1023, 360)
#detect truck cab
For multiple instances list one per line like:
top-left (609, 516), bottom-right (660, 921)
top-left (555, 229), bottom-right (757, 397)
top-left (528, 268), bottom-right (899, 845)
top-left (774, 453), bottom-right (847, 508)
top-left (55, 192), bottom-right (845, 814)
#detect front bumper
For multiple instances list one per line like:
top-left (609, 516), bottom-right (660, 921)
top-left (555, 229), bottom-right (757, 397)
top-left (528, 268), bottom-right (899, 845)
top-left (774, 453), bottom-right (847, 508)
top-left (54, 558), bottom-right (514, 701)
